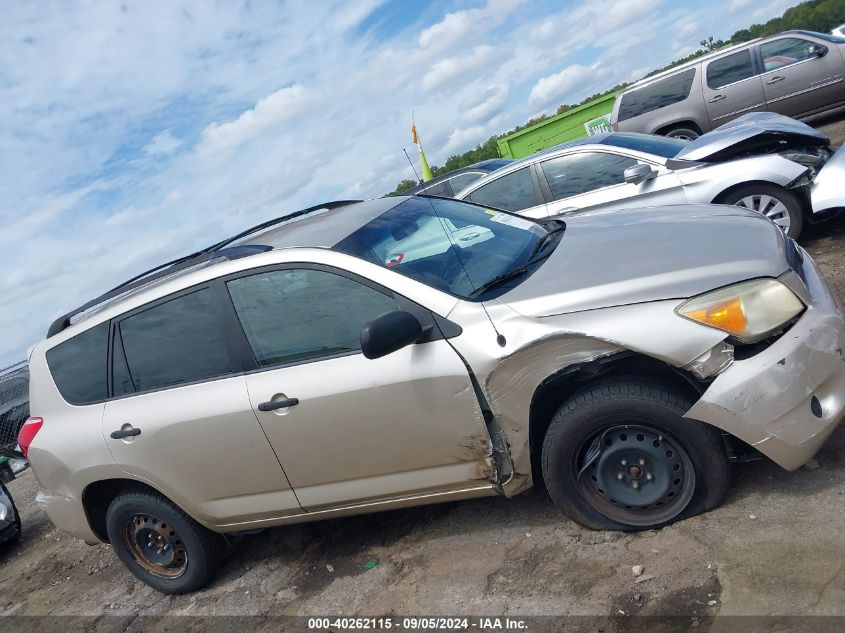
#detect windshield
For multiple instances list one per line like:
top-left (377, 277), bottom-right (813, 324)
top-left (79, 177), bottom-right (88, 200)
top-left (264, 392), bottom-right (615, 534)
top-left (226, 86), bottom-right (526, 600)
top-left (603, 133), bottom-right (688, 158)
top-left (333, 197), bottom-right (550, 299)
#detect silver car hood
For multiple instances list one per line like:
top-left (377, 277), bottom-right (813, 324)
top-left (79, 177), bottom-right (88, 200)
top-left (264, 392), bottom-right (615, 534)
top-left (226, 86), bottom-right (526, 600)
top-left (498, 205), bottom-right (790, 318)
top-left (675, 112), bottom-right (829, 162)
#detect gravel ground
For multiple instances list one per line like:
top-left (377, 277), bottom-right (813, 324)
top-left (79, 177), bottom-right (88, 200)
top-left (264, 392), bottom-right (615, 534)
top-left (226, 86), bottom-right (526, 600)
top-left (2, 119), bottom-right (845, 623)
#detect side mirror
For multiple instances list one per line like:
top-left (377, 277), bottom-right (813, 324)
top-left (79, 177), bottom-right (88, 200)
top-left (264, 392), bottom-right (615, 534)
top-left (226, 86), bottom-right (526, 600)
top-left (360, 310), bottom-right (423, 360)
top-left (624, 163), bottom-right (657, 185)
top-left (811, 43), bottom-right (828, 57)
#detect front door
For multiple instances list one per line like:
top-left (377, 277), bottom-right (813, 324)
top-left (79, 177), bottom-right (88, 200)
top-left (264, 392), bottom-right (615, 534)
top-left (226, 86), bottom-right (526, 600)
top-left (225, 266), bottom-right (490, 511)
top-left (103, 287), bottom-right (300, 525)
top-left (759, 36), bottom-right (845, 116)
top-left (703, 48), bottom-right (766, 125)
top-left (538, 151), bottom-right (687, 217)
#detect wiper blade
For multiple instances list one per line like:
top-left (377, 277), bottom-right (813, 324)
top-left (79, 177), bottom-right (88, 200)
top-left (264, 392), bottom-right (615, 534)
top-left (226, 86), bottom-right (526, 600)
top-left (468, 266), bottom-right (530, 298)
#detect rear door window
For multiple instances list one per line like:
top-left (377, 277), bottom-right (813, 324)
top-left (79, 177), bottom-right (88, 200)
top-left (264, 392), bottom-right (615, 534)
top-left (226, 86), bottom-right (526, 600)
top-left (760, 37), bottom-right (816, 71)
top-left (419, 180), bottom-right (450, 197)
top-left (46, 322), bottom-right (109, 405)
top-left (707, 49), bottom-right (755, 89)
top-left (447, 172), bottom-right (484, 193)
top-left (117, 289), bottom-right (233, 392)
top-left (467, 167), bottom-right (539, 212)
top-left (540, 152), bottom-right (638, 199)
top-left (617, 69), bottom-right (696, 122)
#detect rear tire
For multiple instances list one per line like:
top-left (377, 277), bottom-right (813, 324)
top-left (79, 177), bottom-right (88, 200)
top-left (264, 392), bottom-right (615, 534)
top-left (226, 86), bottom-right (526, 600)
top-left (663, 126), bottom-right (700, 140)
top-left (105, 488), bottom-right (225, 594)
top-left (719, 183), bottom-right (803, 239)
top-left (541, 378), bottom-right (730, 531)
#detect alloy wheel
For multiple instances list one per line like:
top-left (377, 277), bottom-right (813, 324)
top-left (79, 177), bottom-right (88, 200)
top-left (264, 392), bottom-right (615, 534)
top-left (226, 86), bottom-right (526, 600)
top-left (733, 194), bottom-right (791, 233)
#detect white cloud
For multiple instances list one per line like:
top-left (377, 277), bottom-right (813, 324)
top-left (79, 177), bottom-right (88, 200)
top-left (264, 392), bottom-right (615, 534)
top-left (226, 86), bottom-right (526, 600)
top-left (144, 130), bottom-right (183, 156)
top-left (461, 84), bottom-right (510, 125)
top-left (528, 64), bottom-right (597, 108)
top-left (198, 84), bottom-right (310, 155)
top-left (422, 45), bottom-right (497, 91)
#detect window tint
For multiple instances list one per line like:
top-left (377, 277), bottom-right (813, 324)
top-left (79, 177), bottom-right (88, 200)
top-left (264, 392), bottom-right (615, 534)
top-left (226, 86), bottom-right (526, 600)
top-left (46, 322), bottom-right (109, 405)
top-left (617, 69), bottom-right (696, 122)
top-left (227, 269), bottom-right (400, 367)
top-left (602, 133), bottom-right (687, 158)
top-left (467, 167), bottom-right (539, 212)
top-left (119, 289), bottom-right (233, 392)
top-left (540, 152), bottom-right (639, 200)
top-left (707, 50), bottom-right (754, 89)
top-left (419, 180), bottom-right (450, 196)
top-left (448, 172), bottom-right (484, 194)
top-left (761, 38), bottom-right (816, 71)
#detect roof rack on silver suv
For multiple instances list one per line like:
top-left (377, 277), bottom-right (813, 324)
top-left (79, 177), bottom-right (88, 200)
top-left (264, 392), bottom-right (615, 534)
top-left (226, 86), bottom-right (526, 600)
top-left (46, 199), bottom-right (360, 338)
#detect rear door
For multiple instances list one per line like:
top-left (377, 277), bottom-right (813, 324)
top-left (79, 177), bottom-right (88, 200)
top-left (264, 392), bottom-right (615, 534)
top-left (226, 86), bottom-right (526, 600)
top-left (225, 265), bottom-right (490, 511)
top-left (758, 36), bottom-right (845, 116)
top-left (103, 285), bottom-right (300, 525)
top-left (538, 150), bottom-right (687, 217)
top-left (703, 48), bottom-right (766, 125)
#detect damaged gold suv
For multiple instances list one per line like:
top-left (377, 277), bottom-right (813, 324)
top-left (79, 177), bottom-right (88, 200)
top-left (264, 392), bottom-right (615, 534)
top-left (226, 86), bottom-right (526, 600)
top-left (23, 196), bottom-right (845, 593)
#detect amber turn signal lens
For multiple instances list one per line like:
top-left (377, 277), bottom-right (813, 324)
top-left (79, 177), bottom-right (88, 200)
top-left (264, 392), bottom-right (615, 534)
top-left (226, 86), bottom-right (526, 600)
top-left (683, 298), bottom-right (747, 335)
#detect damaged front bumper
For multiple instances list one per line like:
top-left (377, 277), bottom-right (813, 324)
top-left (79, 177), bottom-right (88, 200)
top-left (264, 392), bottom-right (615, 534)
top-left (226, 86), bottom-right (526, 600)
top-left (686, 249), bottom-right (845, 470)
top-left (811, 143), bottom-right (845, 215)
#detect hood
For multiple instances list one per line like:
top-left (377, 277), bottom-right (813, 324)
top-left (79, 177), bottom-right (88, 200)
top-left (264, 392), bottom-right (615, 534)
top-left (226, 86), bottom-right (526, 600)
top-left (499, 205), bottom-right (790, 318)
top-left (675, 112), bottom-right (829, 162)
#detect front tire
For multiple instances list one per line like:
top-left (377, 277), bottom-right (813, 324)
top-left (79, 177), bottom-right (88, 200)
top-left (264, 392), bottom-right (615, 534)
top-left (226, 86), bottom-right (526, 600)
top-left (541, 379), bottom-right (730, 531)
top-left (720, 184), bottom-right (804, 239)
top-left (105, 488), bottom-right (225, 594)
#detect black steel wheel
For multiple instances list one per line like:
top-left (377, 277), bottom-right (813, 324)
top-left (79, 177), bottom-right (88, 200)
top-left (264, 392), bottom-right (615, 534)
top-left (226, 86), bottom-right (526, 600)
top-left (542, 378), bottom-right (730, 531)
top-left (124, 513), bottom-right (188, 579)
top-left (577, 425), bottom-right (695, 526)
top-left (106, 487), bottom-right (225, 593)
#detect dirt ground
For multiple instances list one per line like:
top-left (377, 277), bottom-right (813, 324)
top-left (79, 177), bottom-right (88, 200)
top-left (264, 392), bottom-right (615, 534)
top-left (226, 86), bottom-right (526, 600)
top-left (2, 121), bottom-right (845, 623)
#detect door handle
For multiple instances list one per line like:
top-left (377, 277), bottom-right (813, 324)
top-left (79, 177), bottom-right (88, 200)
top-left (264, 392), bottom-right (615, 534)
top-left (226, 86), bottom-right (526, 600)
top-left (707, 94), bottom-right (726, 103)
top-left (258, 398), bottom-right (300, 412)
top-left (766, 75), bottom-right (785, 84)
top-left (110, 427), bottom-right (141, 439)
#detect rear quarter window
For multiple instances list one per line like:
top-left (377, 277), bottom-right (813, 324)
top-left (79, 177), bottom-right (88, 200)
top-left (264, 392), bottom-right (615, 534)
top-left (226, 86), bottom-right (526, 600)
top-left (617, 69), bottom-right (696, 122)
top-left (45, 322), bottom-right (109, 405)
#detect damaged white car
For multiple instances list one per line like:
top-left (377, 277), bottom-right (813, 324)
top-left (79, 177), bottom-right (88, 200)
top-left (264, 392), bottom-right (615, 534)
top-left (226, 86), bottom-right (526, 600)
top-left (457, 112), bottom-right (845, 238)
top-left (24, 196), bottom-right (845, 592)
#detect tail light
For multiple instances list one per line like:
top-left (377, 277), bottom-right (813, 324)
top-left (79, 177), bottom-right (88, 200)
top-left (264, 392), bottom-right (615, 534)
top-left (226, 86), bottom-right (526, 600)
top-left (611, 123), bottom-right (619, 132)
top-left (18, 417), bottom-right (44, 459)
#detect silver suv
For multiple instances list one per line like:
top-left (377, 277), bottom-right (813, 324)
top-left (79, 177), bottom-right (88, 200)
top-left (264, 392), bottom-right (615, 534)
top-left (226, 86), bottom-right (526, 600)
top-left (23, 196), bottom-right (845, 593)
top-left (611, 30), bottom-right (845, 139)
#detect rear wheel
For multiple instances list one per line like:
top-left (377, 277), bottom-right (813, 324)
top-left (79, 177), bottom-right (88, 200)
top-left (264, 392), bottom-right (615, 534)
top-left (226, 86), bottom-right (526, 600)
top-left (720, 184), bottom-right (803, 239)
top-left (105, 488), bottom-right (224, 593)
top-left (663, 126), bottom-right (700, 140)
top-left (541, 379), bottom-right (730, 531)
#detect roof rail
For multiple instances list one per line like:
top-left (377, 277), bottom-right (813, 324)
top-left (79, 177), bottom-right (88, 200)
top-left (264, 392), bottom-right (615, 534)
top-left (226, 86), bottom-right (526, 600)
top-left (46, 199), bottom-right (361, 338)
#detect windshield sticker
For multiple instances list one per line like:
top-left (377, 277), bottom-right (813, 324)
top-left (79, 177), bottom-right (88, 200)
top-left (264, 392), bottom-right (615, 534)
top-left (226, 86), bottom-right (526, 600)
top-left (488, 212), bottom-right (536, 230)
top-left (385, 253), bottom-right (405, 267)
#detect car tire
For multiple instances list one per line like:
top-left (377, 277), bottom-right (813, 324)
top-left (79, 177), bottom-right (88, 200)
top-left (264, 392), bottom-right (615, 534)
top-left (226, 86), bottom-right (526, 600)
top-left (719, 184), bottom-right (804, 239)
top-left (0, 480), bottom-right (21, 546)
top-left (541, 378), bottom-right (730, 531)
top-left (663, 126), bottom-right (700, 140)
top-left (105, 487), bottom-right (225, 594)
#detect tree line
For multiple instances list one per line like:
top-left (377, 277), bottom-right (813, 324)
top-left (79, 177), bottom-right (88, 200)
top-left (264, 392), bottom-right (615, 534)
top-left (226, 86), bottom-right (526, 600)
top-left (389, 0), bottom-right (845, 195)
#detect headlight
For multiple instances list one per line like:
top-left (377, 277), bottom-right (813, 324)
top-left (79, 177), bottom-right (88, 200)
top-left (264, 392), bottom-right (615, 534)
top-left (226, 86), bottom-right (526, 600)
top-left (676, 279), bottom-right (804, 343)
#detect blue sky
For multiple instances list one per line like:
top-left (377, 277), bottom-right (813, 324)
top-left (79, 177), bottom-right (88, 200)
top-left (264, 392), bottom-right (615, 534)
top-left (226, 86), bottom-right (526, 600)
top-left (0, 0), bottom-right (798, 365)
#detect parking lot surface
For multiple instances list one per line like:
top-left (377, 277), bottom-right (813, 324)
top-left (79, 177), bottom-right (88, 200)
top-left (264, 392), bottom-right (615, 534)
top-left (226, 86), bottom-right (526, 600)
top-left (2, 121), bottom-right (845, 619)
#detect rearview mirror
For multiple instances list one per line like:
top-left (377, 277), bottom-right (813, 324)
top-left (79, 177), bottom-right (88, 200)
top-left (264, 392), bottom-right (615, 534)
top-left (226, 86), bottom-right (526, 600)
top-left (360, 310), bottom-right (423, 359)
top-left (624, 163), bottom-right (656, 185)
